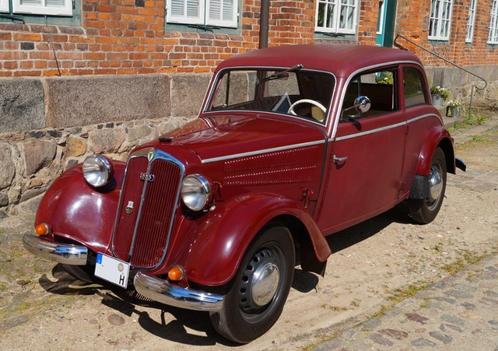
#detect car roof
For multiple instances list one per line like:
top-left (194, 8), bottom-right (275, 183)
top-left (215, 44), bottom-right (422, 78)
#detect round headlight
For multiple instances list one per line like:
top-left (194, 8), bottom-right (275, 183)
top-left (82, 155), bottom-right (112, 188)
top-left (181, 174), bottom-right (211, 211)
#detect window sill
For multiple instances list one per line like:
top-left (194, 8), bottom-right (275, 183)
top-left (165, 22), bottom-right (240, 35)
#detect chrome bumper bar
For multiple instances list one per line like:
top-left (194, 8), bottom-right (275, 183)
top-left (23, 234), bottom-right (88, 266)
top-left (134, 272), bottom-right (224, 312)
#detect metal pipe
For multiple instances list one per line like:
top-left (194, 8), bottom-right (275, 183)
top-left (259, 0), bottom-right (270, 49)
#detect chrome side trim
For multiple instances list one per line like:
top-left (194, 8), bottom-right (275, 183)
top-left (23, 234), bottom-right (88, 266)
top-left (335, 120), bottom-right (406, 141)
top-left (134, 272), bottom-right (224, 312)
top-left (328, 60), bottom-right (425, 138)
top-left (331, 113), bottom-right (441, 142)
top-left (201, 139), bottom-right (325, 164)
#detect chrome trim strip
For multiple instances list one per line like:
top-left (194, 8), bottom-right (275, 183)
top-left (201, 139), bottom-right (325, 164)
top-left (328, 60), bottom-right (425, 138)
top-left (23, 234), bottom-right (88, 266)
top-left (335, 120), bottom-right (406, 141)
top-left (330, 113), bottom-right (441, 142)
top-left (134, 272), bottom-right (224, 312)
top-left (201, 66), bottom-right (337, 128)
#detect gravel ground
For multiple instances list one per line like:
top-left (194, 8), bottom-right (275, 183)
top-left (0, 113), bottom-right (497, 351)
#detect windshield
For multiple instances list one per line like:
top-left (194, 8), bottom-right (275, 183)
top-left (206, 68), bottom-right (335, 124)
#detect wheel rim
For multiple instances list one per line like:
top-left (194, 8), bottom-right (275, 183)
top-left (239, 247), bottom-right (282, 314)
top-left (427, 163), bottom-right (443, 210)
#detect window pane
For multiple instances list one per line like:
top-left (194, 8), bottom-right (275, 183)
top-left (46, 0), bottom-right (65, 6)
top-left (209, 69), bottom-right (335, 125)
top-left (171, 0), bottom-right (185, 16)
top-left (317, 2), bottom-right (326, 27)
top-left (404, 68), bottom-right (426, 108)
top-left (222, 0), bottom-right (233, 21)
top-left (326, 3), bottom-right (334, 28)
top-left (186, 0), bottom-right (199, 17)
top-left (341, 69), bottom-right (397, 121)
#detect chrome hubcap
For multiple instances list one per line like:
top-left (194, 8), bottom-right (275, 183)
top-left (251, 262), bottom-right (280, 306)
top-left (428, 164), bottom-right (443, 207)
top-left (239, 248), bottom-right (281, 313)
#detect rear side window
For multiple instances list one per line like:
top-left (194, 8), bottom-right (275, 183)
top-left (403, 67), bottom-right (427, 107)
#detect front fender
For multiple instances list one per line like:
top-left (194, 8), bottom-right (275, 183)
top-left (169, 193), bottom-right (331, 287)
top-left (416, 126), bottom-right (455, 176)
top-left (35, 161), bottom-right (125, 254)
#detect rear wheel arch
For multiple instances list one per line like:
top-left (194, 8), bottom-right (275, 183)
top-left (438, 137), bottom-right (456, 174)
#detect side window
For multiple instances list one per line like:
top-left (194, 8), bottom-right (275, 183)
top-left (341, 69), bottom-right (397, 121)
top-left (403, 67), bottom-right (427, 108)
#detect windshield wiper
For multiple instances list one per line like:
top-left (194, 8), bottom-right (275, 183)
top-left (261, 64), bottom-right (304, 82)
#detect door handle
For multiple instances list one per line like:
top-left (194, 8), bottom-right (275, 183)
top-left (333, 154), bottom-right (348, 165)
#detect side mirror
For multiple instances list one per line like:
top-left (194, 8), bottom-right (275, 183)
top-left (354, 96), bottom-right (371, 114)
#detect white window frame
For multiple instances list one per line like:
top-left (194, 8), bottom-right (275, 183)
top-left (428, 0), bottom-right (454, 41)
top-left (13, 0), bottom-right (73, 16)
top-left (166, 0), bottom-right (238, 28)
top-left (315, 0), bottom-right (359, 35)
top-left (489, 0), bottom-right (498, 44)
top-left (0, 0), bottom-right (9, 13)
top-left (465, 0), bottom-right (477, 43)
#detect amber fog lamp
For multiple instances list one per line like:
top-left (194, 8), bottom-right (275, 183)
top-left (181, 174), bottom-right (211, 211)
top-left (168, 265), bottom-right (185, 282)
top-left (34, 223), bottom-right (50, 237)
top-left (82, 155), bottom-right (113, 188)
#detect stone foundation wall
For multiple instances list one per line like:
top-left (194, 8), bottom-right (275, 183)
top-left (0, 115), bottom-right (194, 216)
top-left (425, 65), bottom-right (498, 108)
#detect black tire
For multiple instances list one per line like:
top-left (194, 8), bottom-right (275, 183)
top-left (408, 147), bottom-right (447, 224)
top-left (209, 226), bottom-right (295, 344)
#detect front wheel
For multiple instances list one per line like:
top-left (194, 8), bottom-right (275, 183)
top-left (408, 147), bottom-right (447, 224)
top-left (209, 226), bottom-right (295, 344)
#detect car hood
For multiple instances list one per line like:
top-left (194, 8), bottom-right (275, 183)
top-left (151, 113), bottom-right (326, 162)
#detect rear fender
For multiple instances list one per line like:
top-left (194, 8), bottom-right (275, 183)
top-left (173, 194), bottom-right (331, 287)
top-left (416, 127), bottom-right (456, 176)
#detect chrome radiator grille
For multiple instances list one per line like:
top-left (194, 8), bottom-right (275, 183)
top-left (111, 149), bottom-right (184, 269)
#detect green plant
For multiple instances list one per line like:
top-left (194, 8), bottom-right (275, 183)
top-left (430, 85), bottom-right (450, 100)
top-left (446, 100), bottom-right (461, 108)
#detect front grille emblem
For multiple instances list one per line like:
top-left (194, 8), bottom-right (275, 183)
top-left (125, 201), bottom-right (134, 214)
top-left (140, 172), bottom-right (155, 182)
top-left (147, 150), bottom-right (155, 161)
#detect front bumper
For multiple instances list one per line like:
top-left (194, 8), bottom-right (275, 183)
top-left (23, 234), bottom-right (88, 266)
top-left (134, 272), bottom-right (224, 312)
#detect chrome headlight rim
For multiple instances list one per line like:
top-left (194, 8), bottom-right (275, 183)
top-left (82, 155), bottom-right (113, 188)
top-left (181, 174), bottom-right (211, 212)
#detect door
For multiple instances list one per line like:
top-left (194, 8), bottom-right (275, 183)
top-left (317, 66), bottom-right (407, 234)
top-left (376, 0), bottom-right (397, 47)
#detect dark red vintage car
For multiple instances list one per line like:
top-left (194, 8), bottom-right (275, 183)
top-left (24, 45), bottom-right (465, 343)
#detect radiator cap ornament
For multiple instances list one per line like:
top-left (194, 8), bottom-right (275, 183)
top-left (147, 150), bottom-right (155, 162)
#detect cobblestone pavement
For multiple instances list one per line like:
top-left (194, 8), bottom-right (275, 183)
top-left (311, 255), bottom-right (498, 351)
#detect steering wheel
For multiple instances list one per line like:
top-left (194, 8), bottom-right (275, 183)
top-left (287, 99), bottom-right (327, 120)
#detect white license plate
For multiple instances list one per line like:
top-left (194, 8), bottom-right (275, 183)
top-left (94, 253), bottom-right (130, 288)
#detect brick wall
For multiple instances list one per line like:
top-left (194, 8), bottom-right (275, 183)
top-left (396, 0), bottom-right (498, 66)
top-left (1, 0), bottom-right (497, 78)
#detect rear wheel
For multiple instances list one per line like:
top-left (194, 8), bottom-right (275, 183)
top-left (209, 226), bottom-right (295, 344)
top-left (408, 147), bottom-right (447, 224)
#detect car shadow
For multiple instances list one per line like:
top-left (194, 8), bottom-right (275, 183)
top-left (37, 207), bottom-right (410, 347)
top-left (326, 207), bottom-right (411, 253)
